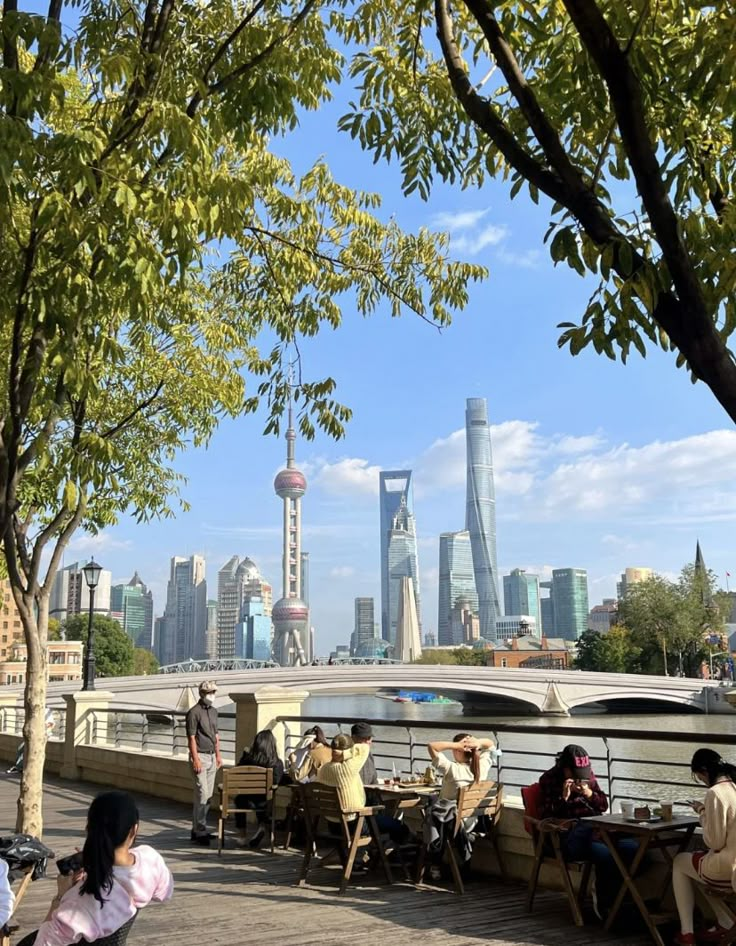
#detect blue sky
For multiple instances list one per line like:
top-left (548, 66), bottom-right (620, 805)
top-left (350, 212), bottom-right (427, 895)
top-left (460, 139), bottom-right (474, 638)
top-left (64, 82), bottom-right (736, 654)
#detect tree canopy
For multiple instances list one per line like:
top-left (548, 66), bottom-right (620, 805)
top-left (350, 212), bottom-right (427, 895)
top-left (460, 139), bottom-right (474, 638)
top-left (133, 647), bottom-right (159, 676)
top-left (340, 1), bottom-right (736, 422)
top-left (63, 614), bottom-right (135, 678)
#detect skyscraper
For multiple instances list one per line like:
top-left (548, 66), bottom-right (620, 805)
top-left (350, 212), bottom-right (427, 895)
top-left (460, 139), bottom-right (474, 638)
top-left (438, 531), bottom-right (478, 646)
top-left (235, 595), bottom-right (271, 661)
top-left (465, 398), bottom-right (500, 640)
top-left (395, 577), bottom-right (422, 662)
top-left (551, 568), bottom-right (589, 641)
top-left (272, 388), bottom-right (310, 665)
top-left (110, 572), bottom-right (153, 648)
top-left (216, 556), bottom-right (272, 658)
top-left (50, 561), bottom-right (112, 623)
top-left (159, 555), bottom-right (207, 665)
top-left (503, 569), bottom-right (541, 631)
top-left (617, 567), bottom-right (653, 599)
top-left (540, 594), bottom-right (555, 636)
top-left (380, 470), bottom-right (420, 644)
top-left (205, 600), bottom-right (218, 659)
top-left (352, 597), bottom-right (376, 655)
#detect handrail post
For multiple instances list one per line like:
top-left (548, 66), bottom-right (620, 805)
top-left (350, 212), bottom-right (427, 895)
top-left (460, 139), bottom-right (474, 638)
top-left (60, 690), bottom-right (114, 780)
top-left (141, 714), bottom-right (149, 752)
top-left (604, 736), bottom-right (614, 809)
top-left (408, 727), bottom-right (415, 777)
top-left (115, 715), bottom-right (121, 748)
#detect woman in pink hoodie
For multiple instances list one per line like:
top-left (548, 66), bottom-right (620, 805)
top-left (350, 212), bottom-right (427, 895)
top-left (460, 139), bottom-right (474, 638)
top-left (27, 791), bottom-right (173, 946)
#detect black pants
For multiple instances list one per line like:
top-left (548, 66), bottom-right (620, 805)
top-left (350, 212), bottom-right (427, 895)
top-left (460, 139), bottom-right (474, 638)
top-left (234, 795), bottom-right (269, 830)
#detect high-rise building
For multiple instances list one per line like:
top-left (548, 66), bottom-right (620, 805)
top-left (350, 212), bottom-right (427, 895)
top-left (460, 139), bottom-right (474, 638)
top-left (551, 568), bottom-right (589, 641)
top-left (465, 398), bottom-right (500, 640)
top-left (540, 592), bottom-right (555, 635)
top-left (234, 595), bottom-right (271, 661)
top-left (216, 556), bottom-right (272, 659)
top-left (588, 599), bottom-right (618, 633)
top-left (49, 561), bottom-right (112, 623)
top-left (352, 597), bottom-right (376, 655)
top-left (380, 470), bottom-right (420, 644)
top-left (1, 579), bottom-right (24, 662)
top-left (424, 631), bottom-right (437, 648)
top-left (503, 569), bottom-right (541, 631)
top-left (159, 555), bottom-right (207, 665)
top-left (385, 493), bottom-right (421, 645)
top-left (395, 577), bottom-right (422, 662)
top-left (617, 567), bottom-right (653, 599)
top-left (110, 572), bottom-right (153, 648)
top-left (438, 531), bottom-right (478, 646)
top-left (272, 388), bottom-right (310, 665)
top-left (205, 600), bottom-right (218, 659)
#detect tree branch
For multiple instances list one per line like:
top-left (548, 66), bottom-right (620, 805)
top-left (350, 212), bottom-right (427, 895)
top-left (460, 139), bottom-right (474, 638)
top-left (40, 495), bottom-right (87, 597)
top-left (561, 0), bottom-right (709, 321)
top-left (2, 0), bottom-right (19, 74)
top-left (32, 0), bottom-right (64, 71)
top-left (100, 380), bottom-right (165, 439)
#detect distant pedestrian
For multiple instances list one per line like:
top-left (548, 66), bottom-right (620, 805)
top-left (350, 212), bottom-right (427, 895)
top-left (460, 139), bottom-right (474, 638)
top-left (185, 681), bottom-right (221, 846)
top-left (701, 661), bottom-right (711, 681)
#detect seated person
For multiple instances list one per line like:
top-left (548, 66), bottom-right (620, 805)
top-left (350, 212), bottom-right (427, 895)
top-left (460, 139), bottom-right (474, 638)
top-left (25, 790), bottom-right (172, 946)
top-left (351, 722), bottom-right (378, 786)
top-left (0, 858), bottom-right (14, 931)
top-left (318, 735), bottom-right (410, 844)
top-left (539, 743), bottom-right (634, 919)
top-left (672, 749), bottom-right (736, 946)
top-left (235, 730), bottom-right (284, 848)
top-left (288, 725), bottom-right (332, 782)
top-left (428, 733), bottom-right (495, 801)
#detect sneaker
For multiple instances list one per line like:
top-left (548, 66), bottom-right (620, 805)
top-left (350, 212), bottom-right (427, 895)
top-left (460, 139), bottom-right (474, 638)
top-left (248, 828), bottom-right (265, 849)
top-left (190, 832), bottom-right (212, 846)
top-left (698, 926), bottom-right (733, 943)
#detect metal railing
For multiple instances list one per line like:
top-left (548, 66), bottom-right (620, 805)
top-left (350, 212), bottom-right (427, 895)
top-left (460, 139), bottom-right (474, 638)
top-left (156, 656), bottom-right (402, 673)
top-left (277, 714), bottom-right (722, 808)
top-left (82, 708), bottom-right (237, 761)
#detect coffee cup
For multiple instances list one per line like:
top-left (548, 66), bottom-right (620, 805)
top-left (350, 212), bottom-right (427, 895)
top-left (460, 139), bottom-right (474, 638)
top-left (661, 802), bottom-right (673, 820)
top-left (620, 801), bottom-right (635, 819)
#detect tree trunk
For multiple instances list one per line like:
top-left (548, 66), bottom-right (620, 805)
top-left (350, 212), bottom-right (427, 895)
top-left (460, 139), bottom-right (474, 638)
top-left (15, 595), bottom-right (49, 837)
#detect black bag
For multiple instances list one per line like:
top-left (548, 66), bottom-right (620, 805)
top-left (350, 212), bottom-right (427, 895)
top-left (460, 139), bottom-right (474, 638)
top-left (0, 834), bottom-right (55, 880)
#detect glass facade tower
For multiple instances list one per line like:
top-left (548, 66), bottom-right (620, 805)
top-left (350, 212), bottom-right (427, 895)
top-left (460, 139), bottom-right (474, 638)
top-left (110, 573), bottom-right (153, 648)
top-left (438, 531), bottom-right (478, 646)
top-left (380, 471), bottom-right (420, 644)
top-left (465, 398), bottom-right (500, 640)
top-left (551, 568), bottom-right (589, 640)
top-left (503, 569), bottom-right (541, 631)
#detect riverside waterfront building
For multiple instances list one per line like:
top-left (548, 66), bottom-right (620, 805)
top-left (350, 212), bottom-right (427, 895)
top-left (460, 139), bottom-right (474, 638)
top-left (216, 556), bottom-right (272, 659)
top-left (551, 568), bottom-right (589, 641)
top-left (352, 597), bottom-right (376, 655)
top-left (380, 470), bottom-right (420, 644)
top-left (438, 531), bottom-right (478, 646)
top-left (110, 573), bottom-right (154, 648)
top-left (503, 569), bottom-right (541, 632)
top-left (465, 398), bottom-right (500, 640)
top-left (272, 388), bottom-right (310, 665)
top-left (158, 555), bottom-right (207, 664)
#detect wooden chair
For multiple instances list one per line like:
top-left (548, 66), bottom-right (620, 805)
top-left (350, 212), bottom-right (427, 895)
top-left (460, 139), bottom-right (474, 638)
top-left (16, 912), bottom-right (137, 946)
top-left (217, 765), bottom-right (274, 855)
top-left (522, 782), bottom-right (592, 927)
top-left (697, 885), bottom-right (736, 945)
top-left (1, 866), bottom-right (34, 946)
top-left (297, 783), bottom-right (393, 895)
top-left (417, 779), bottom-right (504, 895)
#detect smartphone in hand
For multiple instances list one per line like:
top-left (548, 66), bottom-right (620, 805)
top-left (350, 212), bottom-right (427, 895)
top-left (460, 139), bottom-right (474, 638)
top-left (56, 852), bottom-right (83, 876)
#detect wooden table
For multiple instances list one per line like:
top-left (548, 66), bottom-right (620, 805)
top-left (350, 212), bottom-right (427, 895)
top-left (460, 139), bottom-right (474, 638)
top-left (586, 813), bottom-right (700, 946)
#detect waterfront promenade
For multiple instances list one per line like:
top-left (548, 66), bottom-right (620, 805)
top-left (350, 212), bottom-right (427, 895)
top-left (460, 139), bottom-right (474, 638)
top-left (0, 774), bottom-right (653, 946)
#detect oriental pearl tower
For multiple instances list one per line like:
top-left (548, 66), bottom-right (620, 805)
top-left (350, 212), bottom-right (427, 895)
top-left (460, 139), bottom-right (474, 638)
top-left (271, 386), bottom-right (310, 666)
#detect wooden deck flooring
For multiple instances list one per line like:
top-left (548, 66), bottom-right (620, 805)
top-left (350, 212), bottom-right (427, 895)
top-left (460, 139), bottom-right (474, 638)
top-left (0, 773), bottom-right (652, 946)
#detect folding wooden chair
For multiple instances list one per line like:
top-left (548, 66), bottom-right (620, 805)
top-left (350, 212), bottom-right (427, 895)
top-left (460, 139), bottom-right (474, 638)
top-left (522, 782), bottom-right (592, 927)
top-left (217, 765), bottom-right (274, 855)
top-left (697, 885), bottom-right (736, 945)
top-left (417, 779), bottom-right (503, 895)
top-left (298, 783), bottom-right (393, 895)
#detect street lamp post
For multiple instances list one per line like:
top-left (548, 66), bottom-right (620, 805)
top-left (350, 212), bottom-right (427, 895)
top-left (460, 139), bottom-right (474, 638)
top-left (82, 559), bottom-right (103, 691)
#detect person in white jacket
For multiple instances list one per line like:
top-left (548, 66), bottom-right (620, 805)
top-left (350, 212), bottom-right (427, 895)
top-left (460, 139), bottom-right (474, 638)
top-left (0, 859), bottom-right (15, 930)
top-left (672, 748), bottom-right (736, 946)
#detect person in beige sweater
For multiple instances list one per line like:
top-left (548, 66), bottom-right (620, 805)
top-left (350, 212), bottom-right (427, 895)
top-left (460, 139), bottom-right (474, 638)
top-left (317, 735), bottom-right (369, 816)
top-left (673, 748), bottom-right (736, 945)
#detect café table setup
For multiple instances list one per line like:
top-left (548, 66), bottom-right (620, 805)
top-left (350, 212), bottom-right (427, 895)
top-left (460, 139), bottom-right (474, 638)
top-left (586, 800), bottom-right (700, 946)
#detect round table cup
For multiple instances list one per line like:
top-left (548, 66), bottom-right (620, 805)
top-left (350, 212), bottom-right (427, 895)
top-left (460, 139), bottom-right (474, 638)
top-left (620, 801), bottom-right (635, 818)
top-left (660, 802), bottom-right (673, 820)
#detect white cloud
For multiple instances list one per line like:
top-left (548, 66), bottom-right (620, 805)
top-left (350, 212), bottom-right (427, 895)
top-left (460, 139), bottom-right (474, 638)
top-left (329, 565), bottom-right (355, 579)
top-left (310, 457), bottom-right (382, 498)
top-left (452, 224), bottom-right (509, 254)
top-left (430, 208), bottom-right (490, 231)
top-left (68, 532), bottom-right (133, 554)
top-left (496, 247), bottom-right (542, 269)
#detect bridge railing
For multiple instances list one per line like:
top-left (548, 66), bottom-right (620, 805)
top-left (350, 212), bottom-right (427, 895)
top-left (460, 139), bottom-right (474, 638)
top-left (277, 714), bottom-right (723, 807)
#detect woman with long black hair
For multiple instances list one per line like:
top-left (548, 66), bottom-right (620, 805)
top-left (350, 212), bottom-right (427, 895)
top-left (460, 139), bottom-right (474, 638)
top-left (673, 749), bottom-right (736, 945)
top-left (28, 790), bottom-right (172, 946)
top-left (235, 729), bottom-right (284, 848)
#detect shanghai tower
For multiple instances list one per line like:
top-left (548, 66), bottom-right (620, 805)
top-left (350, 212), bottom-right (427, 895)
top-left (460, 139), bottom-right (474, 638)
top-left (465, 397), bottom-right (500, 640)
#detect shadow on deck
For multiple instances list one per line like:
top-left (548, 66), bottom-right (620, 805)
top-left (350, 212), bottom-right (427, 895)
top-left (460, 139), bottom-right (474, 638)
top-left (0, 774), bottom-right (652, 946)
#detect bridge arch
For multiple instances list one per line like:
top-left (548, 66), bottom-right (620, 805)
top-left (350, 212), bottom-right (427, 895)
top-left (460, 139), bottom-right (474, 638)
top-left (566, 691), bottom-right (704, 714)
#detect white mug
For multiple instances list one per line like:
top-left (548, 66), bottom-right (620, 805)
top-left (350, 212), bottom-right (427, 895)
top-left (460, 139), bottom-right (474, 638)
top-left (620, 801), bottom-right (635, 818)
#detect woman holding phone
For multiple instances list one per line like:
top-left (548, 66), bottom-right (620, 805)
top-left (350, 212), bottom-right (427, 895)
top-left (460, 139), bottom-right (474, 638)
top-left (21, 790), bottom-right (173, 946)
top-left (672, 749), bottom-right (736, 945)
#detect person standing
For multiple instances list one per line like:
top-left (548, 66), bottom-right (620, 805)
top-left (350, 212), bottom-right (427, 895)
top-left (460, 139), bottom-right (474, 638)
top-left (186, 681), bottom-right (221, 846)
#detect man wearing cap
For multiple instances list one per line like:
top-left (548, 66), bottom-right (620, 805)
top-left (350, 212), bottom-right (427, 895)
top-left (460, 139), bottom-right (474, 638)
top-left (186, 681), bottom-right (222, 845)
top-left (351, 721), bottom-right (378, 788)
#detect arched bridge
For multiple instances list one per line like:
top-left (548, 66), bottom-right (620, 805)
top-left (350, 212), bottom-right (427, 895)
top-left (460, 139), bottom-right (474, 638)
top-left (37, 664), bottom-right (734, 716)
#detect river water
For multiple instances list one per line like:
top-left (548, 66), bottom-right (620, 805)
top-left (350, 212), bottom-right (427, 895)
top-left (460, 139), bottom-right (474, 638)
top-left (298, 693), bottom-right (736, 806)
